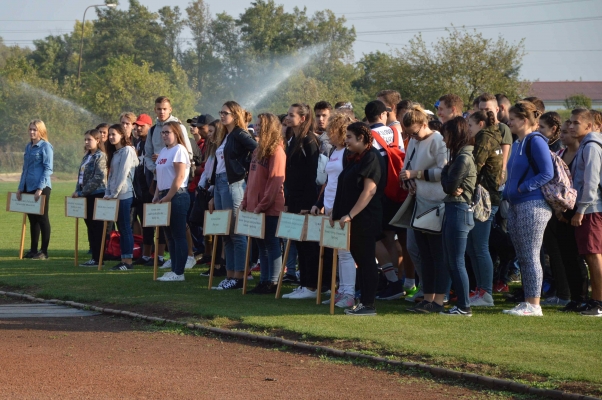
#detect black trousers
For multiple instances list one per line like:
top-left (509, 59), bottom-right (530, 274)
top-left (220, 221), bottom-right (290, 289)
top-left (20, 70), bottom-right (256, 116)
top-left (349, 223), bottom-right (378, 307)
top-left (296, 240), bottom-right (320, 288)
top-left (84, 193), bottom-right (105, 262)
top-left (26, 187), bottom-right (51, 253)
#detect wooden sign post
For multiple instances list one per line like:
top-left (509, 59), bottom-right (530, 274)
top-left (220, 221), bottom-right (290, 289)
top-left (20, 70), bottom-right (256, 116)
top-left (65, 197), bottom-right (87, 266)
top-left (93, 199), bottom-right (120, 271)
top-left (6, 192), bottom-right (45, 259)
top-left (275, 212), bottom-right (306, 299)
top-left (143, 202), bottom-right (171, 281)
top-left (203, 210), bottom-right (232, 289)
top-left (320, 219), bottom-right (351, 315)
top-left (304, 215), bottom-right (328, 305)
top-left (235, 211), bottom-right (265, 294)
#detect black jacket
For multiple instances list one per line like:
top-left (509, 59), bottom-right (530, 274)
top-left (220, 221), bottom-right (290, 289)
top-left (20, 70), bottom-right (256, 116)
top-left (223, 126), bottom-right (258, 184)
top-left (285, 134), bottom-right (319, 212)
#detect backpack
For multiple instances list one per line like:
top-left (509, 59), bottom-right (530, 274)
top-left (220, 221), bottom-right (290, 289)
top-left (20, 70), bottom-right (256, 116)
top-left (519, 133), bottom-right (577, 213)
top-left (372, 127), bottom-right (407, 203)
top-left (105, 231), bottom-right (143, 260)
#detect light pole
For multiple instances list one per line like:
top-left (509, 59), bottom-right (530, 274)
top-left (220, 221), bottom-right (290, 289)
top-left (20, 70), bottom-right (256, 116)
top-left (77, 3), bottom-right (117, 83)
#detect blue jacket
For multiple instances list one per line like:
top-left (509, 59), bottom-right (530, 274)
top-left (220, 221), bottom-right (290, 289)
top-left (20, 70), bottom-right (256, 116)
top-left (18, 139), bottom-right (53, 192)
top-left (503, 133), bottom-right (553, 205)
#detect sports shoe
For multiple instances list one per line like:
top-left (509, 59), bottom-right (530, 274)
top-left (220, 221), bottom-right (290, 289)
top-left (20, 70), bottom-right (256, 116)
top-left (405, 287), bottom-right (423, 303)
top-left (184, 256), bottom-right (196, 270)
top-left (134, 257), bottom-right (151, 265)
top-left (247, 271), bottom-right (254, 280)
top-left (23, 250), bottom-right (36, 259)
top-left (508, 272), bottom-right (521, 283)
top-left (560, 300), bottom-right (588, 312)
top-left (144, 257), bottom-right (165, 267)
top-left (248, 282), bottom-right (277, 294)
top-left (407, 300), bottom-right (430, 312)
top-left (335, 293), bottom-right (355, 308)
top-left (404, 286), bottom-right (419, 298)
top-left (250, 261), bottom-right (261, 272)
top-left (580, 300), bottom-right (602, 317)
top-left (493, 281), bottom-right (510, 293)
top-left (287, 287), bottom-right (317, 300)
top-left (79, 259), bottom-right (97, 267)
top-left (344, 303), bottom-right (376, 316)
top-left (469, 287), bottom-right (481, 301)
top-left (160, 259), bottom-right (172, 269)
top-left (216, 278), bottom-right (243, 290)
top-left (415, 301), bottom-right (445, 314)
top-left (196, 255), bottom-right (212, 265)
top-left (470, 289), bottom-right (494, 307)
top-left (282, 286), bottom-right (303, 299)
top-left (213, 278), bottom-right (232, 289)
top-left (282, 274), bottom-right (299, 284)
top-left (158, 272), bottom-right (185, 282)
top-left (200, 266), bottom-right (227, 277)
top-left (542, 296), bottom-right (570, 306)
top-left (502, 302), bottom-right (543, 316)
top-left (110, 262), bottom-right (133, 271)
top-left (31, 251), bottom-right (48, 260)
top-left (322, 292), bottom-right (342, 305)
top-left (376, 280), bottom-right (406, 301)
top-left (440, 306), bottom-right (472, 317)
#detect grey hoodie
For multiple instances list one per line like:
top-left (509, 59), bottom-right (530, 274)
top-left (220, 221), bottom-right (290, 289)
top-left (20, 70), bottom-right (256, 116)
top-left (572, 132), bottom-right (602, 214)
top-left (105, 146), bottom-right (139, 200)
top-left (144, 115), bottom-right (193, 173)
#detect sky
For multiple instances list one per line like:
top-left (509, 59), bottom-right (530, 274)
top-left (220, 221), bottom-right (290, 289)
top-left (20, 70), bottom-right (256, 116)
top-left (1, 0), bottom-right (601, 82)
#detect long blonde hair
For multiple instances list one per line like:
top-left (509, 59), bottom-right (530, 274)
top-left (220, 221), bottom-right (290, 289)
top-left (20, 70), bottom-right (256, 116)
top-left (29, 119), bottom-right (48, 141)
top-left (217, 101), bottom-right (248, 146)
top-left (256, 113), bottom-right (283, 161)
top-left (402, 104), bottom-right (429, 129)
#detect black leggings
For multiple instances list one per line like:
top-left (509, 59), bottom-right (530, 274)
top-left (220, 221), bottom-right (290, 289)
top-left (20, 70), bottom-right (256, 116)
top-left (26, 187), bottom-right (51, 253)
top-left (84, 193), bottom-right (106, 262)
top-left (349, 223), bottom-right (378, 307)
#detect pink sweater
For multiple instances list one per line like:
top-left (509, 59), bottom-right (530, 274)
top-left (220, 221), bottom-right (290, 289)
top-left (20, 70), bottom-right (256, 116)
top-left (241, 145), bottom-right (286, 216)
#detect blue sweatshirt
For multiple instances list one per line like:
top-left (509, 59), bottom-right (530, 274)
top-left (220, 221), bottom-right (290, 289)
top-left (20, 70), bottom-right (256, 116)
top-left (503, 133), bottom-right (553, 205)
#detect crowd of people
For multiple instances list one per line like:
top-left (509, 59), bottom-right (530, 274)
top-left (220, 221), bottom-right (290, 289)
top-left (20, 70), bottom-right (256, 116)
top-left (15, 90), bottom-right (602, 317)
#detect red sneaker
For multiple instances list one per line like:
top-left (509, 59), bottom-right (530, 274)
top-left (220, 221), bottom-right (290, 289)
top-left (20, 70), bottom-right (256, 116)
top-left (251, 262), bottom-right (261, 272)
top-left (493, 281), bottom-right (509, 293)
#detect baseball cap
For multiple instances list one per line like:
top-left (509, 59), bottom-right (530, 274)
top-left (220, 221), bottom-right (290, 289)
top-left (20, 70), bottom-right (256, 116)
top-left (364, 100), bottom-right (387, 121)
top-left (134, 114), bottom-right (152, 126)
top-left (190, 114), bottom-right (215, 127)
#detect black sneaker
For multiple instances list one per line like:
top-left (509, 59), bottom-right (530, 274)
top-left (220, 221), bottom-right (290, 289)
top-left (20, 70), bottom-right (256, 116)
top-left (24, 250), bottom-right (37, 259)
top-left (559, 300), bottom-right (586, 312)
top-left (581, 300), bottom-right (602, 317)
top-left (440, 306), bottom-right (472, 317)
top-left (110, 262), bottom-right (133, 271)
top-left (200, 266), bottom-right (227, 277)
top-left (407, 300), bottom-right (429, 312)
top-left (134, 257), bottom-right (151, 265)
top-left (196, 255), bottom-right (212, 265)
top-left (375, 280), bottom-right (406, 301)
top-left (31, 251), bottom-right (48, 260)
top-left (248, 282), bottom-right (277, 294)
top-left (143, 257), bottom-right (165, 267)
top-left (79, 259), bottom-right (98, 267)
top-left (414, 301), bottom-right (445, 314)
top-left (344, 303), bottom-right (376, 316)
top-left (282, 274), bottom-right (299, 284)
top-left (216, 278), bottom-right (243, 290)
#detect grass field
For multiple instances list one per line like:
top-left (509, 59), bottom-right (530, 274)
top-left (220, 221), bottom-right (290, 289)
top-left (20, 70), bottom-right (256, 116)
top-left (1, 181), bottom-right (601, 391)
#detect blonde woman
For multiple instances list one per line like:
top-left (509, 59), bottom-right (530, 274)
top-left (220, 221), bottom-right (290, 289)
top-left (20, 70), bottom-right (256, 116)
top-left (17, 119), bottom-right (54, 259)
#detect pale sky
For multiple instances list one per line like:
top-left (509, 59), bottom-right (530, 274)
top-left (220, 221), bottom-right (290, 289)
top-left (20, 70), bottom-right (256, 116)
top-left (2, 0), bottom-right (601, 82)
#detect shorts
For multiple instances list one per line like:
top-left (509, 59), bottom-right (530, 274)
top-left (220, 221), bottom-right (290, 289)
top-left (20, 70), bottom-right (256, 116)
top-left (381, 196), bottom-right (405, 236)
top-left (575, 212), bottom-right (602, 255)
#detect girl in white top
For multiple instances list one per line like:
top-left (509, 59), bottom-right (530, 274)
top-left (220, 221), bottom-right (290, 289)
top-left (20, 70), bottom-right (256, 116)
top-left (311, 112), bottom-right (357, 308)
top-left (154, 121), bottom-right (191, 281)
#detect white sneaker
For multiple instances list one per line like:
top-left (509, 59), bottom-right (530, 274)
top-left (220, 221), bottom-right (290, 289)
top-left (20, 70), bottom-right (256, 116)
top-left (335, 294), bottom-right (356, 308)
top-left (158, 272), bottom-right (185, 282)
top-left (322, 293), bottom-right (343, 305)
top-left (185, 256), bottom-right (196, 270)
top-left (470, 291), bottom-right (494, 307)
top-left (282, 286), bottom-right (303, 299)
top-left (160, 259), bottom-right (172, 269)
top-left (287, 287), bottom-right (317, 300)
top-left (503, 302), bottom-right (543, 316)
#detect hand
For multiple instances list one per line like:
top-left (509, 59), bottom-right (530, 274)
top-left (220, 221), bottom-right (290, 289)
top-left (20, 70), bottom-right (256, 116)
top-left (300, 209), bottom-right (309, 215)
top-left (571, 212), bottom-right (584, 227)
top-left (329, 215), bottom-right (334, 228)
top-left (339, 214), bottom-right (351, 229)
top-left (34, 189), bottom-right (42, 202)
top-left (103, 196), bottom-right (111, 200)
top-left (152, 196), bottom-right (160, 204)
top-left (71, 192), bottom-right (79, 198)
top-left (556, 211), bottom-right (568, 224)
top-left (310, 206), bottom-right (320, 215)
top-left (159, 196), bottom-right (170, 204)
top-left (452, 188), bottom-right (464, 197)
top-left (16, 190), bottom-right (22, 201)
top-left (208, 198), bottom-right (215, 214)
top-left (400, 170), bottom-right (417, 181)
top-left (253, 208), bottom-right (260, 214)
top-left (500, 170), bottom-right (508, 185)
top-left (152, 154), bottom-right (159, 162)
top-left (240, 202), bottom-right (246, 212)
top-left (284, 206), bottom-right (288, 212)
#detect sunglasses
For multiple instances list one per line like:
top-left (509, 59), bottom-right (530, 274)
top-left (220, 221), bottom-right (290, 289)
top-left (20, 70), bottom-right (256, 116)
top-left (219, 111), bottom-right (232, 116)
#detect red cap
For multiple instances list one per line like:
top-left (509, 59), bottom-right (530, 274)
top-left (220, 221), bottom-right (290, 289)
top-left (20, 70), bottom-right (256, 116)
top-left (134, 114), bottom-right (153, 126)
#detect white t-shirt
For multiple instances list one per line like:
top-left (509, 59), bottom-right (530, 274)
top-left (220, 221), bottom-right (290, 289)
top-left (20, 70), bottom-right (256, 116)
top-left (323, 147), bottom-right (345, 210)
top-left (372, 125), bottom-right (404, 158)
top-left (78, 154), bottom-right (92, 185)
top-left (215, 135), bottom-right (228, 175)
top-left (156, 144), bottom-right (191, 191)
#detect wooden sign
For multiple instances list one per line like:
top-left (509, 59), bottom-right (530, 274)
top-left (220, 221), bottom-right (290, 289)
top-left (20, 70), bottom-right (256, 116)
top-left (303, 215), bottom-right (325, 242)
top-left (93, 198), bottom-right (119, 221)
top-left (143, 203), bottom-right (171, 227)
top-left (65, 197), bottom-right (87, 218)
top-left (6, 192), bottom-right (45, 215)
top-left (203, 210), bottom-right (232, 236)
top-left (275, 212), bottom-right (305, 241)
top-left (235, 211), bottom-right (265, 239)
top-left (320, 220), bottom-right (351, 251)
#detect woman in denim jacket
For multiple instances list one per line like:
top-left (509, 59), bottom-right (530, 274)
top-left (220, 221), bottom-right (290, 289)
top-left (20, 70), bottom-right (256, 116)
top-left (72, 129), bottom-right (107, 267)
top-left (17, 119), bottom-right (53, 260)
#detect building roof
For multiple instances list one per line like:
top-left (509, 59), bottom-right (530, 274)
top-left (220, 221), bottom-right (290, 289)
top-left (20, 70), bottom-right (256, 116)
top-left (529, 82), bottom-right (602, 101)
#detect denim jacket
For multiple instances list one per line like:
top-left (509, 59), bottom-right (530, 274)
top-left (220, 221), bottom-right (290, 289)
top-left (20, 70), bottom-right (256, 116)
top-left (18, 139), bottom-right (53, 192)
top-left (75, 151), bottom-right (107, 197)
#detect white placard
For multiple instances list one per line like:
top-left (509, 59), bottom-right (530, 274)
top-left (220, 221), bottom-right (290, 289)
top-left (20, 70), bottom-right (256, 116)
top-left (6, 192), bottom-right (45, 215)
top-left (93, 199), bottom-right (119, 221)
top-left (235, 211), bottom-right (265, 239)
top-left (65, 197), bottom-right (86, 218)
top-left (304, 215), bottom-right (326, 242)
top-left (320, 220), bottom-right (351, 251)
top-left (143, 203), bottom-right (171, 227)
top-left (276, 212), bottom-right (306, 241)
top-left (203, 210), bottom-right (232, 235)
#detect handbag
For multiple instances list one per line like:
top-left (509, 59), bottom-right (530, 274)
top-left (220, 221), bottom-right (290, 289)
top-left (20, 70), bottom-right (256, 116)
top-left (389, 194), bottom-right (415, 229)
top-left (472, 184), bottom-right (491, 222)
top-left (411, 196), bottom-right (445, 234)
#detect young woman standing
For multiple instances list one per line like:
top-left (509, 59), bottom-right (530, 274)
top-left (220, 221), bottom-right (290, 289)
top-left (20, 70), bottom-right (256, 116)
top-left (539, 112), bottom-right (563, 153)
top-left (154, 122), bottom-right (191, 281)
top-left (241, 113), bottom-right (286, 294)
top-left (17, 119), bottom-right (53, 260)
top-left (502, 101), bottom-right (553, 316)
top-left (208, 101), bottom-right (258, 290)
top-left (104, 124), bottom-right (138, 271)
top-left (73, 129), bottom-right (107, 267)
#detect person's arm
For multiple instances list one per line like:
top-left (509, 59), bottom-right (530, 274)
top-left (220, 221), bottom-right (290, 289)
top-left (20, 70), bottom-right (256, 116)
top-left (79, 154), bottom-right (107, 197)
top-left (335, 178), bottom-right (377, 228)
top-left (423, 135), bottom-right (448, 182)
top-left (518, 136), bottom-right (553, 193)
top-left (501, 144), bottom-right (510, 183)
top-left (144, 130), bottom-right (156, 173)
top-left (441, 156), bottom-right (470, 195)
top-left (304, 137), bottom-right (319, 187)
top-left (255, 151), bottom-right (286, 214)
top-left (472, 135), bottom-right (490, 176)
top-left (234, 129), bottom-right (259, 153)
top-left (110, 150), bottom-right (134, 198)
top-left (575, 144), bottom-right (602, 215)
top-left (38, 143), bottom-right (53, 190)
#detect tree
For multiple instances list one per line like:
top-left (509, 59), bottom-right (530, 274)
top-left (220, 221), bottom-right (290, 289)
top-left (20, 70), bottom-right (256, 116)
top-left (158, 6), bottom-right (183, 61)
top-left (564, 94), bottom-right (592, 109)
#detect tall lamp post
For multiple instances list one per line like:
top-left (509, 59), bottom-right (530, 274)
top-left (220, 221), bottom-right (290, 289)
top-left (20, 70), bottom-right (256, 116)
top-left (77, 3), bottom-right (117, 83)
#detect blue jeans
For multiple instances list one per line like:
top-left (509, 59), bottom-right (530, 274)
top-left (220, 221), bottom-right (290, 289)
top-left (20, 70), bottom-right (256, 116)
top-left (117, 197), bottom-right (134, 260)
top-left (285, 240), bottom-right (298, 276)
top-left (213, 173), bottom-right (247, 272)
top-left (443, 202), bottom-right (475, 309)
top-left (256, 216), bottom-right (282, 283)
top-left (466, 205), bottom-right (498, 295)
top-left (413, 229), bottom-right (447, 296)
top-left (163, 191), bottom-right (190, 275)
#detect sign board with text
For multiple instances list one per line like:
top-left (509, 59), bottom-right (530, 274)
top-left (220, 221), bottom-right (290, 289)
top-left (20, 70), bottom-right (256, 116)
top-left (65, 197), bottom-right (87, 219)
top-left (320, 220), bottom-right (351, 251)
top-left (6, 192), bottom-right (45, 215)
top-left (143, 203), bottom-right (171, 227)
top-left (203, 210), bottom-right (232, 235)
top-left (235, 211), bottom-right (265, 239)
top-left (93, 199), bottom-right (119, 221)
top-left (276, 212), bottom-right (306, 241)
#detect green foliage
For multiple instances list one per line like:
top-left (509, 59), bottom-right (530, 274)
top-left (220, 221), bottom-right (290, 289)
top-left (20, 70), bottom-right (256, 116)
top-left (564, 94), bottom-right (592, 109)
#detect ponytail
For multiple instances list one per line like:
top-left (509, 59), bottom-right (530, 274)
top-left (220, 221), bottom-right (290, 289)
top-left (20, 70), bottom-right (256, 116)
top-left (469, 110), bottom-right (496, 128)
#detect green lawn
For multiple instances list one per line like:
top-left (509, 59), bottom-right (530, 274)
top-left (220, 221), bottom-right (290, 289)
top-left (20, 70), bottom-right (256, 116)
top-left (1, 182), bottom-right (601, 388)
